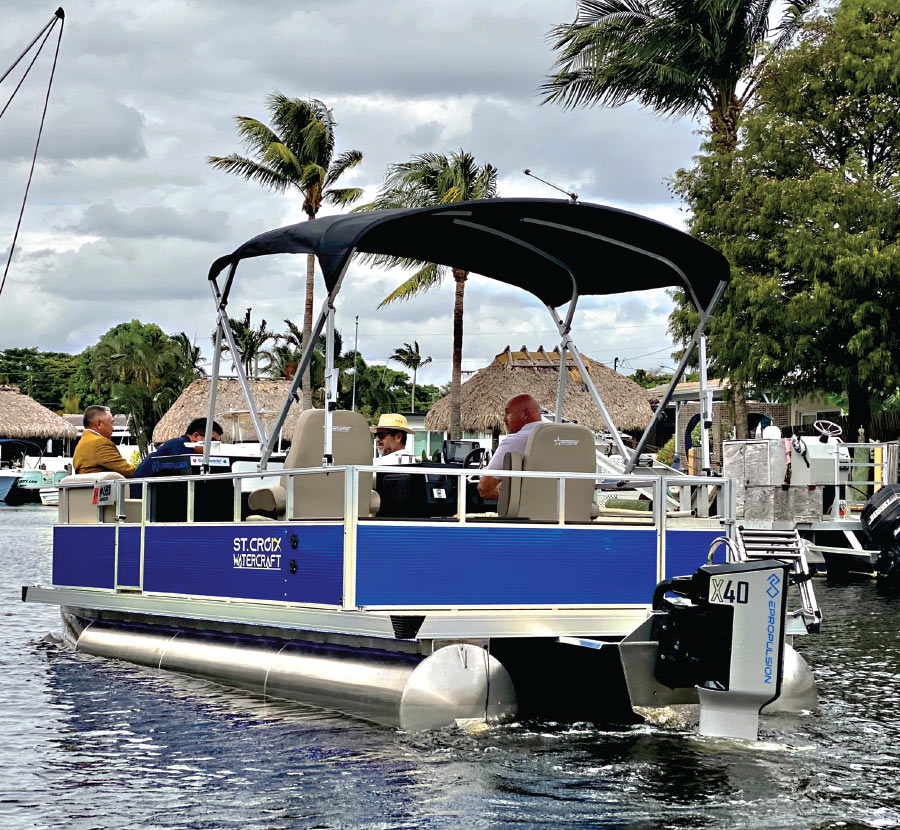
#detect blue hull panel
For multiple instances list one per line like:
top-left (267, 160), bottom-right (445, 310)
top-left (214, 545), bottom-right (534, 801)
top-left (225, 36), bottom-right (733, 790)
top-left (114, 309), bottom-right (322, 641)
top-left (355, 525), bottom-right (658, 606)
top-left (51, 522), bottom-right (724, 610)
top-left (117, 525), bottom-right (142, 588)
top-left (665, 530), bottom-right (726, 580)
top-left (140, 524), bottom-right (343, 605)
top-left (53, 526), bottom-right (116, 589)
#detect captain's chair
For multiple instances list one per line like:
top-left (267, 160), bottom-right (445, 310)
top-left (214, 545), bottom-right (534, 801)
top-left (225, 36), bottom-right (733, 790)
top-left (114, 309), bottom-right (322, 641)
top-left (248, 409), bottom-right (379, 519)
top-left (497, 422), bottom-right (597, 522)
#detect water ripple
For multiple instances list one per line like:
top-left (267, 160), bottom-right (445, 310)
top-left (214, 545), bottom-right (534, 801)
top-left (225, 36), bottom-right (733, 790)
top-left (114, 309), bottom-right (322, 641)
top-left (3, 506), bottom-right (900, 828)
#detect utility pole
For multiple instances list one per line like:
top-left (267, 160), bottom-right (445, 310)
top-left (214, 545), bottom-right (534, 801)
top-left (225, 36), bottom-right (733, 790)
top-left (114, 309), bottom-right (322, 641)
top-left (613, 357), bottom-right (619, 373)
top-left (351, 315), bottom-right (359, 411)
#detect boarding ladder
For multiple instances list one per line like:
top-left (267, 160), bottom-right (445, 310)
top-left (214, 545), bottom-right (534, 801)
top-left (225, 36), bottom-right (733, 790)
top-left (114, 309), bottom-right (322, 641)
top-left (734, 527), bottom-right (822, 634)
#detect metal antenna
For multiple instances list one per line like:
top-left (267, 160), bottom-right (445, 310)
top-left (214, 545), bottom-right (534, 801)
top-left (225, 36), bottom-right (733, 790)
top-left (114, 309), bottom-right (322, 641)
top-left (523, 169), bottom-right (578, 204)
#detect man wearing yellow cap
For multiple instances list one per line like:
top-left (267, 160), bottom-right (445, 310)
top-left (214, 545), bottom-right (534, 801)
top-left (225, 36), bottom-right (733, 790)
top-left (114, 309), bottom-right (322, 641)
top-left (372, 413), bottom-right (415, 466)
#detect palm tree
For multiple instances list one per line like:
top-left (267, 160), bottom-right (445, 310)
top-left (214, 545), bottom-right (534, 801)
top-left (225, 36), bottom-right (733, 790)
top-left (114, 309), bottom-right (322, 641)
top-left (93, 322), bottom-right (193, 456)
top-left (172, 332), bottom-right (206, 378)
top-left (542, 0), bottom-right (813, 151)
top-left (208, 93), bottom-right (364, 409)
top-left (542, 0), bottom-right (812, 436)
top-left (356, 151), bottom-right (498, 438)
top-left (214, 309), bottom-right (277, 379)
top-left (390, 341), bottom-right (432, 413)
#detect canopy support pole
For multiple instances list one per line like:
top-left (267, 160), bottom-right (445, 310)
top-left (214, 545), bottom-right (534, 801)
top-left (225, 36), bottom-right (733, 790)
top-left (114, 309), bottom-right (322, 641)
top-left (623, 279), bottom-right (727, 474)
top-left (553, 297), bottom-right (578, 423)
top-left (260, 256), bottom-right (352, 471)
top-left (202, 321), bottom-right (223, 469)
top-left (322, 302), bottom-right (337, 465)
top-left (208, 267), bottom-right (269, 455)
top-left (699, 334), bottom-right (712, 475)
top-left (547, 304), bottom-right (632, 461)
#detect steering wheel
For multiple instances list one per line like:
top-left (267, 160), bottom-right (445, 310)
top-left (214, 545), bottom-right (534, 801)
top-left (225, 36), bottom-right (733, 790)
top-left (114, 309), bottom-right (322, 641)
top-left (463, 447), bottom-right (488, 468)
top-left (463, 447), bottom-right (490, 484)
top-left (813, 420), bottom-right (842, 439)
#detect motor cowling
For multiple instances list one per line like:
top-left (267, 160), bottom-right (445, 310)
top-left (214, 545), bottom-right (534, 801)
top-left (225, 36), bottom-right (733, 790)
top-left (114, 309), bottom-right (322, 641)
top-left (650, 559), bottom-right (790, 739)
top-left (861, 485), bottom-right (900, 592)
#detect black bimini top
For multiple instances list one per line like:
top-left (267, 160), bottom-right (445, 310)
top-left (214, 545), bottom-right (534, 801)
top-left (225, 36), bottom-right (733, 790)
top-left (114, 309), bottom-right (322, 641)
top-left (208, 198), bottom-right (729, 312)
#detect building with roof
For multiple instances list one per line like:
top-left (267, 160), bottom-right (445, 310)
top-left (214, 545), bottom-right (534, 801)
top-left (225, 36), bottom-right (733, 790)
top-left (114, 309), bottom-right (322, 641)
top-left (153, 378), bottom-right (302, 448)
top-left (423, 347), bottom-right (654, 456)
top-left (0, 386), bottom-right (78, 462)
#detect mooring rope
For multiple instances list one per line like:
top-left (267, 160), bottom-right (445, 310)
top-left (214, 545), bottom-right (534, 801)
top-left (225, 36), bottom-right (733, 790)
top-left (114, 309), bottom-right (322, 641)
top-left (0, 8), bottom-right (65, 300)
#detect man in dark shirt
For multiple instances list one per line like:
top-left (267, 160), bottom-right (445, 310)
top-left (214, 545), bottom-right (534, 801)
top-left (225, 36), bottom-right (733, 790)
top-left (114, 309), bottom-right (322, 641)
top-left (132, 418), bottom-right (223, 494)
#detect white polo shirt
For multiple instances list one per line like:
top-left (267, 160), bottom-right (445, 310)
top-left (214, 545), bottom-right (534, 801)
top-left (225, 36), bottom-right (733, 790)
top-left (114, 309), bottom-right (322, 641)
top-left (486, 420), bottom-right (541, 471)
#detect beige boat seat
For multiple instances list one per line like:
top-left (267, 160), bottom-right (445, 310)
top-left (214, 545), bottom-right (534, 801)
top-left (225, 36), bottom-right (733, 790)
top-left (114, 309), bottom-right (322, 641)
top-left (248, 409), bottom-right (379, 519)
top-left (58, 471), bottom-right (141, 524)
top-left (497, 422), bottom-right (598, 522)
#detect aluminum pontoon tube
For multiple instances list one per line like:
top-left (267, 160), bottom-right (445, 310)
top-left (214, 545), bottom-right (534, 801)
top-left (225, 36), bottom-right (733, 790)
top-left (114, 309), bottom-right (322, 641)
top-left (63, 613), bottom-right (517, 730)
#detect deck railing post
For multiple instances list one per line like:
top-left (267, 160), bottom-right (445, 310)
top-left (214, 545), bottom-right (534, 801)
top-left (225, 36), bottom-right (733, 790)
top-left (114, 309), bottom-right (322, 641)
top-left (285, 472), bottom-right (294, 521)
top-left (232, 477), bottom-right (241, 522)
top-left (457, 468), bottom-right (467, 524)
top-left (342, 466), bottom-right (359, 610)
top-left (557, 476), bottom-right (566, 525)
top-left (655, 476), bottom-right (667, 582)
top-left (186, 479), bottom-right (195, 523)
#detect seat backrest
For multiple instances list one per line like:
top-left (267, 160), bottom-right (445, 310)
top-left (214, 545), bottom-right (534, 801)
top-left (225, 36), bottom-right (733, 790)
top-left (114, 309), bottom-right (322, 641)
top-left (282, 409), bottom-right (374, 519)
top-left (498, 422), bottom-right (596, 522)
top-left (58, 471), bottom-right (125, 524)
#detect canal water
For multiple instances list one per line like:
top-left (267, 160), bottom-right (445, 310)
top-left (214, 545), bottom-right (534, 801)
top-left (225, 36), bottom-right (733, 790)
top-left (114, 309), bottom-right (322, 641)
top-left (2, 505), bottom-right (899, 829)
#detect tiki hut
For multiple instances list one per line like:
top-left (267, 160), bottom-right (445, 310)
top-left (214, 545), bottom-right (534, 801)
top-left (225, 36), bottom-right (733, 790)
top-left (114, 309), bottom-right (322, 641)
top-left (153, 378), bottom-right (303, 445)
top-left (0, 386), bottom-right (78, 442)
top-left (425, 347), bottom-right (654, 439)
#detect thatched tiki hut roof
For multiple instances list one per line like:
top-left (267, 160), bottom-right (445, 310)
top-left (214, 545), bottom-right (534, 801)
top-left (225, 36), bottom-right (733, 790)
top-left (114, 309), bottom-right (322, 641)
top-left (425, 347), bottom-right (654, 434)
top-left (153, 378), bottom-right (303, 444)
top-left (0, 386), bottom-right (78, 440)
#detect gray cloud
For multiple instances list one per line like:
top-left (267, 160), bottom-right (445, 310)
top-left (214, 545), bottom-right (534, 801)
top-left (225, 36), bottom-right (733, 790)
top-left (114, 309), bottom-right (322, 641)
top-left (0, 0), bottom-right (699, 377)
top-left (71, 201), bottom-right (232, 242)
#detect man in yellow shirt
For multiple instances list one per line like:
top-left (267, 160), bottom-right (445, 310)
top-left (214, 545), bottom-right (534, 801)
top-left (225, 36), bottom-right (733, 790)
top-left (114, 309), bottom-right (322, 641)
top-left (72, 405), bottom-right (136, 477)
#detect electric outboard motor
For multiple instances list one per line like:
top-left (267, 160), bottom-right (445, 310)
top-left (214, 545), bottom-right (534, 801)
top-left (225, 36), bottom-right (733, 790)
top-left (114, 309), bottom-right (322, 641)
top-left (649, 559), bottom-right (790, 739)
top-left (861, 485), bottom-right (900, 592)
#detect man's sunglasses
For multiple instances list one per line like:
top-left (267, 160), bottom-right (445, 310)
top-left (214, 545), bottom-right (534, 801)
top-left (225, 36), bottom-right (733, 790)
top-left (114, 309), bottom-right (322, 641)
top-left (374, 431), bottom-right (392, 439)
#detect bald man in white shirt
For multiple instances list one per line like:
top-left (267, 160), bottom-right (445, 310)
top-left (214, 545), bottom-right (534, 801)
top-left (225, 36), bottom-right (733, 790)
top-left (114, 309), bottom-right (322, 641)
top-left (477, 393), bottom-right (543, 502)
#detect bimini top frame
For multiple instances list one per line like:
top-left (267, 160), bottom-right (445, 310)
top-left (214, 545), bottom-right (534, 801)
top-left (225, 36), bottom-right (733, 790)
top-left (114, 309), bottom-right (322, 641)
top-left (203, 198), bottom-right (730, 471)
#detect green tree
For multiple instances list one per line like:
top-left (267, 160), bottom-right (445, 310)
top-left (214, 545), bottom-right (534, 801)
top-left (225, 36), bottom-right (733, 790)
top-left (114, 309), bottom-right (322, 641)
top-left (172, 333), bottom-right (206, 378)
top-left (92, 320), bottom-right (195, 456)
top-left (389, 341), bottom-right (432, 413)
top-left (208, 94), bottom-right (364, 409)
top-left (216, 309), bottom-right (277, 379)
top-left (336, 356), bottom-right (410, 421)
top-left (543, 0), bottom-right (812, 436)
top-left (356, 151), bottom-right (498, 438)
top-left (629, 368), bottom-right (673, 390)
top-left (0, 347), bottom-right (80, 410)
top-left (670, 0), bottom-right (900, 436)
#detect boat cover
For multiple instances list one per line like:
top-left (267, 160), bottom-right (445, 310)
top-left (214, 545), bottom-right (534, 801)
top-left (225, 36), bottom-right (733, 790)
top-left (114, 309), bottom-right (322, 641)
top-left (208, 199), bottom-right (729, 311)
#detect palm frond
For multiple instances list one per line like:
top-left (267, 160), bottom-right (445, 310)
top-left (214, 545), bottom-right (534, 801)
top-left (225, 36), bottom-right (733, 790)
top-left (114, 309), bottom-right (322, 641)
top-left (324, 187), bottom-right (364, 207)
top-left (771, 0), bottom-right (816, 51)
top-left (266, 141), bottom-right (303, 176)
top-left (378, 262), bottom-right (444, 307)
top-left (234, 116), bottom-right (282, 153)
top-left (325, 149), bottom-right (364, 188)
top-left (206, 154), bottom-right (292, 192)
top-left (299, 162), bottom-right (328, 194)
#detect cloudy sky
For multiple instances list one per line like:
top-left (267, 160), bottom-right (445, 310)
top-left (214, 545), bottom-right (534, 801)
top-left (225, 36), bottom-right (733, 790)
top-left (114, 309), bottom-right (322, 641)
top-left (0, 0), bottom-right (703, 386)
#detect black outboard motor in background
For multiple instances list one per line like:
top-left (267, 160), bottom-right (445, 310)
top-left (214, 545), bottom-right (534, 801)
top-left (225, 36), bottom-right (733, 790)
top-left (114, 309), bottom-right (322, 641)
top-left (861, 484), bottom-right (900, 593)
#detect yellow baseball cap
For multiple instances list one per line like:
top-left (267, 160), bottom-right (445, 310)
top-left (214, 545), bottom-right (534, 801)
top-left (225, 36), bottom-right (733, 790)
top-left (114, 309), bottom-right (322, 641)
top-left (371, 413), bottom-right (414, 434)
